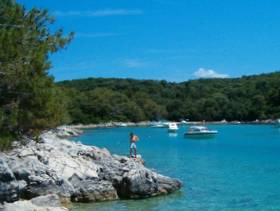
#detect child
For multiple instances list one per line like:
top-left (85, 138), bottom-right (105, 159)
top-left (129, 132), bottom-right (139, 158)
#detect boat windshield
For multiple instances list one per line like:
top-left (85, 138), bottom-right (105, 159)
top-left (189, 126), bottom-right (208, 131)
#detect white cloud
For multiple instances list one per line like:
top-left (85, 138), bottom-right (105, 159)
top-left (194, 68), bottom-right (229, 78)
top-left (76, 32), bottom-right (120, 38)
top-left (53, 9), bottom-right (143, 17)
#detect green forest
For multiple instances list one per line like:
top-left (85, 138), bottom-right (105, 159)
top-left (1, 0), bottom-right (280, 150)
top-left (58, 72), bottom-right (280, 124)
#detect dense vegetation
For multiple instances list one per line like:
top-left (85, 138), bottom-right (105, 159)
top-left (0, 0), bottom-right (73, 149)
top-left (58, 72), bottom-right (280, 124)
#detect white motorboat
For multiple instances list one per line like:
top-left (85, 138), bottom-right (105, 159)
top-left (168, 123), bottom-right (179, 132)
top-left (150, 122), bottom-right (165, 128)
top-left (185, 125), bottom-right (218, 137)
top-left (180, 120), bottom-right (188, 124)
top-left (162, 121), bottom-right (170, 128)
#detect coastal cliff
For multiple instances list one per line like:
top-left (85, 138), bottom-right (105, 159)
top-left (0, 127), bottom-right (181, 210)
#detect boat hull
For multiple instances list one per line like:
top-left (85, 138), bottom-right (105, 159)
top-left (184, 131), bottom-right (218, 138)
top-left (151, 125), bottom-right (165, 128)
top-left (168, 129), bottom-right (178, 133)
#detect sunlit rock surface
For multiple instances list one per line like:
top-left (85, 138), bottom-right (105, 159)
top-left (0, 127), bottom-right (182, 208)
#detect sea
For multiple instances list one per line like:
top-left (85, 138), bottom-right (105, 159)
top-left (71, 124), bottom-right (280, 211)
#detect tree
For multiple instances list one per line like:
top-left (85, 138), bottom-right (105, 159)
top-left (0, 0), bottom-right (73, 148)
top-left (82, 88), bottom-right (145, 123)
top-left (133, 92), bottom-right (167, 120)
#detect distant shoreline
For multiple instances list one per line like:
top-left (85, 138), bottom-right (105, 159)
top-left (68, 119), bottom-right (277, 129)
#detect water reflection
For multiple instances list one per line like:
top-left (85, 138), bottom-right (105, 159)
top-left (168, 133), bottom-right (178, 138)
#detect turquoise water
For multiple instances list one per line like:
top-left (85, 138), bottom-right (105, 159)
top-left (71, 125), bottom-right (280, 210)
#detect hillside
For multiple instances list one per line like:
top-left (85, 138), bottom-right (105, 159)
top-left (58, 71), bottom-right (280, 123)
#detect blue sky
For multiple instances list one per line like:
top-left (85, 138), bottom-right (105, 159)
top-left (18, 0), bottom-right (280, 81)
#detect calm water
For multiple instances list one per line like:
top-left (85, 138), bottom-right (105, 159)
top-left (71, 125), bottom-right (280, 211)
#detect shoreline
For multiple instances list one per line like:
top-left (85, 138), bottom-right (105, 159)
top-left (68, 119), bottom-right (277, 129)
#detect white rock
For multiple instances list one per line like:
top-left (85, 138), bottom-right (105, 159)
top-left (3, 194), bottom-right (68, 211)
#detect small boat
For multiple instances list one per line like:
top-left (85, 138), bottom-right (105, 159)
top-left (117, 123), bottom-right (128, 127)
top-left (221, 119), bottom-right (227, 124)
top-left (162, 121), bottom-right (170, 128)
top-left (232, 121), bottom-right (241, 124)
top-left (168, 123), bottom-right (179, 132)
top-left (150, 122), bottom-right (165, 128)
top-left (275, 119), bottom-right (280, 127)
top-left (180, 120), bottom-right (188, 124)
top-left (185, 125), bottom-right (218, 137)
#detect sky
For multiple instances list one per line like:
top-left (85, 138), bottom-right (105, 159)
top-left (17, 0), bottom-right (280, 82)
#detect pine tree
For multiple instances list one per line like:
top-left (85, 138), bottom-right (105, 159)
top-left (0, 0), bottom-right (73, 149)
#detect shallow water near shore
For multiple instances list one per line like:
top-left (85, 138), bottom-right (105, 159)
top-left (71, 124), bottom-right (280, 210)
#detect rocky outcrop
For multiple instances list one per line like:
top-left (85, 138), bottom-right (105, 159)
top-left (3, 194), bottom-right (68, 211)
top-left (0, 127), bottom-right (181, 206)
top-left (54, 126), bottom-right (83, 137)
top-left (0, 158), bottom-right (20, 203)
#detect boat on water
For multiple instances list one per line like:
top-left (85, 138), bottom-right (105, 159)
top-left (221, 119), bottom-right (227, 124)
top-left (150, 122), bottom-right (165, 128)
top-left (180, 119), bottom-right (189, 125)
top-left (162, 121), bottom-right (170, 128)
top-left (117, 123), bottom-right (128, 127)
top-left (168, 123), bottom-right (179, 132)
top-left (150, 121), bottom-right (170, 128)
top-left (275, 119), bottom-right (280, 127)
top-left (185, 125), bottom-right (218, 137)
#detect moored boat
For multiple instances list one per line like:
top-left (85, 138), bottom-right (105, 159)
top-left (150, 122), bottom-right (165, 128)
top-left (185, 125), bottom-right (218, 137)
top-left (168, 122), bottom-right (179, 132)
top-left (162, 121), bottom-right (170, 128)
top-left (117, 123), bottom-right (128, 127)
top-left (221, 119), bottom-right (227, 124)
top-left (180, 119), bottom-right (188, 125)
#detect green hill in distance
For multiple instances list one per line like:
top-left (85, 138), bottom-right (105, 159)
top-left (58, 71), bottom-right (280, 123)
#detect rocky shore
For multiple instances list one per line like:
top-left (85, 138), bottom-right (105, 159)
top-left (69, 121), bottom-right (151, 129)
top-left (69, 119), bottom-right (277, 130)
top-left (0, 127), bottom-right (182, 210)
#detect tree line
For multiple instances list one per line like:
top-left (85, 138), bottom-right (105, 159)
top-left (58, 72), bottom-right (280, 124)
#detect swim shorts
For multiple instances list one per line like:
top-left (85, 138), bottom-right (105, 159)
top-left (130, 142), bottom-right (136, 149)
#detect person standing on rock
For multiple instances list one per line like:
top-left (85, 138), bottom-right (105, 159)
top-left (129, 132), bottom-right (139, 158)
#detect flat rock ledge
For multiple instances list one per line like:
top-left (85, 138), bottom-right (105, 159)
top-left (0, 127), bottom-right (182, 210)
top-left (2, 194), bottom-right (67, 211)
